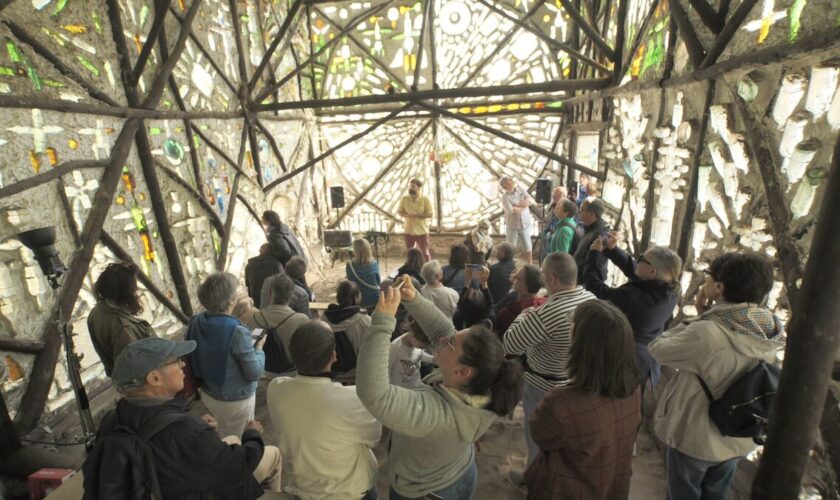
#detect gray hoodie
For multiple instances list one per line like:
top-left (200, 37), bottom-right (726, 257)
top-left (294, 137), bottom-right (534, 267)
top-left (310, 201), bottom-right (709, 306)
top-left (356, 294), bottom-right (497, 498)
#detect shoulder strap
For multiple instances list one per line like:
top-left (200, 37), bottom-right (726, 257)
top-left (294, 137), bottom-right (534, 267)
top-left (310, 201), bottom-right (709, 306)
top-left (349, 263), bottom-right (381, 291)
top-left (270, 314), bottom-right (295, 331)
top-left (696, 374), bottom-right (715, 402)
top-left (137, 411), bottom-right (187, 441)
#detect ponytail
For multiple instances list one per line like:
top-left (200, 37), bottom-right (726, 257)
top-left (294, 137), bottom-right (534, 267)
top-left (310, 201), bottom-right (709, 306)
top-left (487, 359), bottom-right (524, 416)
top-left (460, 326), bottom-right (524, 417)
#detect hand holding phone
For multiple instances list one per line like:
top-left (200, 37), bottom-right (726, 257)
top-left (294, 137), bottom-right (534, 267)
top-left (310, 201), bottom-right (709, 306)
top-left (252, 328), bottom-right (267, 347)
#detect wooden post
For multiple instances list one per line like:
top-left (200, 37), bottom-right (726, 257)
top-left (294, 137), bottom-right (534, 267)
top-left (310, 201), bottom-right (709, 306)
top-left (0, 392), bottom-right (19, 459)
top-left (667, 0), bottom-right (706, 69)
top-left (700, 0), bottom-right (759, 68)
top-left (248, 0), bottom-right (304, 90)
top-left (751, 133), bottom-right (840, 500)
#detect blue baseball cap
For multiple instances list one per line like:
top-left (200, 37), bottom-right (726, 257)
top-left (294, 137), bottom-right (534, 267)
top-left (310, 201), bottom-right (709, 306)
top-left (111, 337), bottom-right (196, 388)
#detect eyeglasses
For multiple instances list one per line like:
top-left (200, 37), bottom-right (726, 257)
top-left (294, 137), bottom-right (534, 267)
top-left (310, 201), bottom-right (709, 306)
top-left (432, 336), bottom-right (456, 352)
top-left (158, 358), bottom-right (185, 370)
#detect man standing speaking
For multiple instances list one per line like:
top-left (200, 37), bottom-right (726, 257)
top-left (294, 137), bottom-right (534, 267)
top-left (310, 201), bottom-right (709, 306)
top-left (398, 178), bottom-right (433, 261)
top-left (500, 176), bottom-right (533, 264)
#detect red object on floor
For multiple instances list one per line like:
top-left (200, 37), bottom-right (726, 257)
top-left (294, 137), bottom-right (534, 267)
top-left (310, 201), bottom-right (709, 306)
top-left (27, 468), bottom-right (75, 500)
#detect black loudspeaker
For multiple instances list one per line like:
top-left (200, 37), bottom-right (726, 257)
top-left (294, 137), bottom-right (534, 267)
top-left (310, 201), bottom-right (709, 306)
top-left (535, 178), bottom-right (552, 204)
top-left (324, 230), bottom-right (352, 247)
top-left (330, 186), bottom-right (345, 209)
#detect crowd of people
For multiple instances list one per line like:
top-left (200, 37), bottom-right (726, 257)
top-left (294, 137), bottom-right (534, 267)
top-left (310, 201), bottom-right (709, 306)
top-left (81, 178), bottom-right (785, 500)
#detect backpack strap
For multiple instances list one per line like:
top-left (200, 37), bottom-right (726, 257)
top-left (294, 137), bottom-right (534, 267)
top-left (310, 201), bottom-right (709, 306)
top-left (136, 411), bottom-right (187, 441)
top-left (696, 374), bottom-right (715, 402)
top-left (348, 263), bottom-right (381, 291)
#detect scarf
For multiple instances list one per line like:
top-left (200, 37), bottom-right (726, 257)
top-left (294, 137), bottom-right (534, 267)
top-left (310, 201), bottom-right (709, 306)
top-left (700, 303), bottom-right (784, 341)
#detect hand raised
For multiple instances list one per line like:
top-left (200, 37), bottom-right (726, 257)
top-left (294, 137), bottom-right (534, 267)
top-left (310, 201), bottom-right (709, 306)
top-left (397, 274), bottom-right (416, 302)
top-left (201, 414), bottom-right (217, 429)
top-left (607, 231), bottom-right (620, 250)
top-left (245, 420), bottom-right (263, 434)
top-left (376, 285), bottom-right (402, 317)
top-left (590, 237), bottom-right (604, 252)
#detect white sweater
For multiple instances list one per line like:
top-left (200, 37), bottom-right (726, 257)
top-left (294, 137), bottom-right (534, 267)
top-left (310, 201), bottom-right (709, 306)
top-left (267, 376), bottom-right (381, 499)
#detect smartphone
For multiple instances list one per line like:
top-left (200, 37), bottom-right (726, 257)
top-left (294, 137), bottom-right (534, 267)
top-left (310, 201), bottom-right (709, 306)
top-left (251, 328), bottom-right (267, 345)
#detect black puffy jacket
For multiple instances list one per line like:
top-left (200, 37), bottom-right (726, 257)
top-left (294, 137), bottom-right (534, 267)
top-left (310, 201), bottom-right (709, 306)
top-left (267, 223), bottom-right (306, 266)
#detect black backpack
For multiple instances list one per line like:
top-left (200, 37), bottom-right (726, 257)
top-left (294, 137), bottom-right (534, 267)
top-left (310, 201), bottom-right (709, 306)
top-left (83, 409), bottom-right (185, 500)
top-left (331, 331), bottom-right (358, 375)
top-left (697, 361), bottom-right (781, 443)
top-left (262, 315), bottom-right (296, 374)
top-left (558, 220), bottom-right (583, 254)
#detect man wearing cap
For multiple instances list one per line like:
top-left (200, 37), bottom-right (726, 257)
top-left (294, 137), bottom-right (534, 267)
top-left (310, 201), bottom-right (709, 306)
top-left (500, 176), bottom-right (534, 264)
top-left (84, 337), bottom-right (281, 499)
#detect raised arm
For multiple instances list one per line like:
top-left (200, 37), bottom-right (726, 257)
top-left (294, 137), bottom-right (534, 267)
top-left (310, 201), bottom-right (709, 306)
top-left (604, 246), bottom-right (638, 279)
top-left (355, 291), bottom-right (446, 438)
top-left (402, 288), bottom-right (457, 343)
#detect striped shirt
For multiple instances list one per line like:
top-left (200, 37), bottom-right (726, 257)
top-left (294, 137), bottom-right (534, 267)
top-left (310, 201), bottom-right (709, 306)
top-left (502, 286), bottom-right (596, 392)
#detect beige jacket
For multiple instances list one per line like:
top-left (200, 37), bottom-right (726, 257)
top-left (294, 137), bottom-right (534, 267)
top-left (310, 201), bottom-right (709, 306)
top-left (246, 305), bottom-right (308, 355)
top-left (87, 300), bottom-right (156, 376)
top-left (649, 303), bottom-right (784, 462)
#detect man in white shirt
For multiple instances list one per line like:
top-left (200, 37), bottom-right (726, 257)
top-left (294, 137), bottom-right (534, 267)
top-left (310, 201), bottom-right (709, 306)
top-left (267, 320), bottom-right (381, 500)
top-left (419, 259), bottom-right (459, 318)
top-left (500, 176), bottom-right (534, 264)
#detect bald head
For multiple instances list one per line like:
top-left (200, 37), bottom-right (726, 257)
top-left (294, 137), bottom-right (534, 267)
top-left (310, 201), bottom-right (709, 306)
top-left (541, 252), bottom-right (577, 293)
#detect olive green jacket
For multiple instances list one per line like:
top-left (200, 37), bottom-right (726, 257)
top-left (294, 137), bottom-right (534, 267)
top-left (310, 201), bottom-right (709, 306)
top-left (87, 300), bottom-right (156, 375)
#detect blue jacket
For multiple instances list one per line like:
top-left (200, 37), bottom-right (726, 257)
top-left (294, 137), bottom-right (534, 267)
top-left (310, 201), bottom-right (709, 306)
top-left (346, 261), bottom-right (381, 308)
top-left (187, 313), bottom-right (265, 401)
top-left (583, 248), bottom-right (677, 386)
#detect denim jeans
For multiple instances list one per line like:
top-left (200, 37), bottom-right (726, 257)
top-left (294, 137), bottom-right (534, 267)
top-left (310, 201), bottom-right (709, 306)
top-left (389, 460), bottom-right (477, 500)
top-left (522, 379), bottom-right (548, 465)
top-left (666, 447), bottom-right (740, 500)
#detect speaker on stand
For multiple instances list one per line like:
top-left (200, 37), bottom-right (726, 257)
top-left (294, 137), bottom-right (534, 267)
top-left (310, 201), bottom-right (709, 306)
top-left (330, 186), bottom-right (345, 229)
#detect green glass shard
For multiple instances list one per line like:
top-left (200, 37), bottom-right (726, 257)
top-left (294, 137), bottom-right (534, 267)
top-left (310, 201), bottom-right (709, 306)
top-left (52, 0), bottom-right (69, 17)
top-left (139, 4), bottom-right (150, 28)
top-left (6, 39), bottom-right (21, 64)
top-left (92, 11), bottom-right (103, 33)
top-left (0, 66), bottom-right (14, 76)
top-left (788, 0), bottom-right (807, 42)
top-left (76, 55), bottom-right (99, 76)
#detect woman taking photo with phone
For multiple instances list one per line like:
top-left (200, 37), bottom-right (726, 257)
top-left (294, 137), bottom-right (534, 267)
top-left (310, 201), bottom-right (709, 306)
top-left (356, 276), bottom-right (523, 500)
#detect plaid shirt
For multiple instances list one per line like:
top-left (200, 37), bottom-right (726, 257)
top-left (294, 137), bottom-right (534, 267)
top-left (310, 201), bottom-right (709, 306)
top-left (524, 387), bottom-right (641, 500)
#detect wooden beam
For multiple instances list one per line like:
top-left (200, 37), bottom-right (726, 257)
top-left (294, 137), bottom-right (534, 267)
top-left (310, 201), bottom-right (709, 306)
top-left (460, 0), bottom-right (547, 87)
top-left (412, 0), bottom-right (433, 90)
top-left (263, 104), bottom-right (411, 191)
top-left (476, 0), bottom-right (612, 75)
top-left (132, 0), bottom-right (172, 84)
top-left (330, 120), bottom-right (432, 228)
top-left (155, 159), bottom-right (226, 238)
top-left (619, 0), bottom-right (659, 78)
top-left (676, 80), bottom-right (716, 261)
top-left (418, 101), bottom-right (605, 179)
top-left (751, 134), bottom-right (840, 500)
top-left (2, 20), bottom-right (120, 107)
top-left (246, 122), bottom-right (265, 188)
top-left (313, 6), bottom-right (410, 92)
top-left (0, 93), bottom-right (243, 119)
top-left (0, 337), bottom-right (46, 354)
top-left (218, 172), bottom-right (242, 268)
top-left (700, 0), bottom-right (759, 68)
top-left (227, 0), bottom-right (251, 87)
top-left (441, 121), bottom-right (505, 180)
top-left (168, 5), bottom-right (238, 94)
top-left (253, 2), bottom-right (387, 103)
top-left (0, 393), bottom-right (19, 459)
top-left (254, 119), bottom-right (288, 172)
top-left (100, 231), bottom-right (190, 324)
top-left (0, 161), bottom-right (105, 199)
top-left (557, 0), bottom-right (616, 60)
top-left (687, 0), bottom-right (724, 33)
top-left (13, 119), bottom-right (141, 436)
top-left (190, 124), bottom-right (248, 178)
top-left (56, 177), bottom-right (83, 248)
top-left (612, 0), bottom-right (628, 83)
top-left (669, 0), bottom-right (707, 69)
top-left (255, 77), bottom-right (611, 111)
top-left (731, 90), bottom-right (803, 307)
top-left (427, 0), bottom-right (439, 88)
top-left (248, 0), bottom-right (305, 90)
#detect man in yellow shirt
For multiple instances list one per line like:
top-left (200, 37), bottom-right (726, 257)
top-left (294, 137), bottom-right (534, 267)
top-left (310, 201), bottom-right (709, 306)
top-left (398, 178), bottom-right (434, 261)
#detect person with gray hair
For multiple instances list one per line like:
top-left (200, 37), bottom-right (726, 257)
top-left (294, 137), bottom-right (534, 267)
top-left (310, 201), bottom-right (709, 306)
top-left (499, 176), bottom-right (534, 264)
top-left (246, 273), bottom-right (308, 374)
top-left (285, 255), bottom-right (314, 317)
top-left (187, 272), bottom-right (265, 438)
top-left (420, 259), bottom-right (459, 318)
top-left (585, 232), bottom-right (683, 388)
top-left (267, 321), bottom-right (381, 500)
top-left (83, 337), bottom-right (281, 499)
top-left (503, 252), bottom-right (596, 479)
